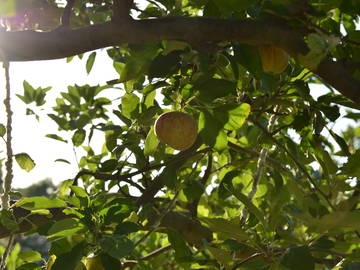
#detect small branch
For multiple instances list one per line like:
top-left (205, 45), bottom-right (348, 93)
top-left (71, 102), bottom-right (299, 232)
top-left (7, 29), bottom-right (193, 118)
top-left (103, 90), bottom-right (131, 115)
top-left (61, 0), bottom-right (76, 27)
top-left (231, 253), bottom-right (263, 270)
top-left (134, 189), bottom-right (180, 247)
top-left (0, 234), bottom-right (14, 270)
top-left (241, 105), bottom-right (280, 223)
top-left (0, 51), bottom-right (12, 211)
top-left (74, 170), bottom-right (145, 192)
top-left (140, 244), bottom-right (172, 260)
top-left (228, 143), bottom-right (287, 172)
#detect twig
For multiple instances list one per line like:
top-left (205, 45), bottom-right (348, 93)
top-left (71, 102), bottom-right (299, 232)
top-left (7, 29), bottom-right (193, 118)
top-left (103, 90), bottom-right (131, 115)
top-left (140, 244), bottom-right (172, 260)
top-left (231, 253), bottom-right (263, 270)
top-left (61, 0), bottom-right (76, 27)
top-left (0, 51), bottom-right (12, 211)
top-left (241, 105), bottom-right (280, 223)
top-left (74, 170), bottom-right (145, 192)
top-left (0, 234), bottom-right (14, 270)
top-left (134, 189), bottom-right (180, 247)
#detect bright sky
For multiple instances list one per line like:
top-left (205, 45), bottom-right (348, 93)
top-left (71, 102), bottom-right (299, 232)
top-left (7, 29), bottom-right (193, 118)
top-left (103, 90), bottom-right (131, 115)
top-left (0, 50), bottom-right (119, 188)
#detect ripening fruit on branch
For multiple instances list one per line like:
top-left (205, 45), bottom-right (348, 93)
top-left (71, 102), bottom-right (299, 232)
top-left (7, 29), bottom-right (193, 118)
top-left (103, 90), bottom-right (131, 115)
top-left (258, 45), bottom-right (289, 74)
top-left (154, 111), bottom-right (197, 151)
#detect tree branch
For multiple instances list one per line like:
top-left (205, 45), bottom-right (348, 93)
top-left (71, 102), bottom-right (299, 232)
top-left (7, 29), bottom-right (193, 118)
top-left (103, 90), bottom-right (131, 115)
top-left (0, 17), bottom-right (359, 104)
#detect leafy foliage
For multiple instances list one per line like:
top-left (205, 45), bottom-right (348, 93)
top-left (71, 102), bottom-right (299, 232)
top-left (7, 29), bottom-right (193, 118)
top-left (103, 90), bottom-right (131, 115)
top-left (0, 0), bottom-right (360, 270)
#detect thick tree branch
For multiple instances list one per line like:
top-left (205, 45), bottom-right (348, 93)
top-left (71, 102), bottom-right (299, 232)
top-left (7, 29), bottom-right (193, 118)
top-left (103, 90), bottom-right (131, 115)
top-left (0, 17), bottom-right (359, 104)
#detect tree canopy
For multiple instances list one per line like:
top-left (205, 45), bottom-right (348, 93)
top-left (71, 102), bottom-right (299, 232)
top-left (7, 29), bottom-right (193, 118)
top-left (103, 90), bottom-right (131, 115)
top-left (0, 0), bottom-right (360, 269)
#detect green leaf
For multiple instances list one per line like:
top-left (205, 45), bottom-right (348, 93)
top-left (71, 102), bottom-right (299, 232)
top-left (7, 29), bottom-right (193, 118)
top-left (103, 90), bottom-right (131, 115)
top-left (52, 243), bottom-right (85, 270)
top-left (55, 159), bottom-right (71, 164)
top-left (341, 263), bottom-right (360, 270)
top-left (167, 228), bottom-right (192, 263)
top-left (314, 211), bottom-right (360, 232)
top-left (46, 134), bottom-right (68, 143)
top-left (199, 111), bottom-right (227, 151)
top-left (115, 221), bottom-right (140, 235)
top-left (48, 218), bottom-right (84, 239)
top-left (207, 246), bottom-right (233, 270)
top-left (161, 165), bottom-right (178, 189)
top-left (148, 51), bottom-right (181, 79)
top-left (144, 127), bottom-right (159, 156)
top-left (224, 183), bottom-right (266, 226)
top-left (281, 246), bottom-right (315, 270)
top-left (48, 114), bottom-right (69, 130)
top-left (0, 124), bottom-right (6, 137)
top-left (16, 262), bottom-right (41, 270)
top-left (100, 234), bottom-right (134, 259)
top-left (201, 218), bottom-right (248, 241)
top-left (298, 33), bottom-right (329, 70)
top-left (0, 209), bottom-right (19, 231)
top-left (86, 52), bottom-right (96, 74)
top-left (233, 44), bottom-right (262, 77)
top-left (72, 129), bottom-right (86, 146)
top-left (15, 153), bottom-right (36, 172)
top-left (195, 78), bottom-right (237, 103)
top-left (342, 150), bottom-right (360, 177)
top-left (14, 197), bottom-right (67, 210)
top-left (99, 159), bottom-right (118, 172)
top-left (121, 93), bottom-right (140, 119)
top-left (18, 250), bottom-right (42, 262)
top-left (215, 103), bottom-right (251, 130)
top-left (70, 186), bottom-right (90, 207)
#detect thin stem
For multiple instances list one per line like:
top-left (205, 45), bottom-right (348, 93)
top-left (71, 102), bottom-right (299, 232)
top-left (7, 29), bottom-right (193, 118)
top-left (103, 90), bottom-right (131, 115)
top-left (140, 244), bottom-right (172, 260)
top-left (1, 54), bottom-right (12, 211)
top-left (241, 105), bottom-right (280, 223)
top-left (0, 234), bottom-right (14, 270)
top-left (134, 189), bottom-right (180, 247)
top-left (231, 253), bottom-right (263, 270)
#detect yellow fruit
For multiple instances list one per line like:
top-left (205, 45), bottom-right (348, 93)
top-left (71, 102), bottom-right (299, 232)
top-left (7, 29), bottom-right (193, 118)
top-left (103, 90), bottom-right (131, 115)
top-left (84, 256), bottom-right (105, 270)
top-left (154, 111), bottom-right (197, 151)
top-left (258, 45), bottom-right (289, 74)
